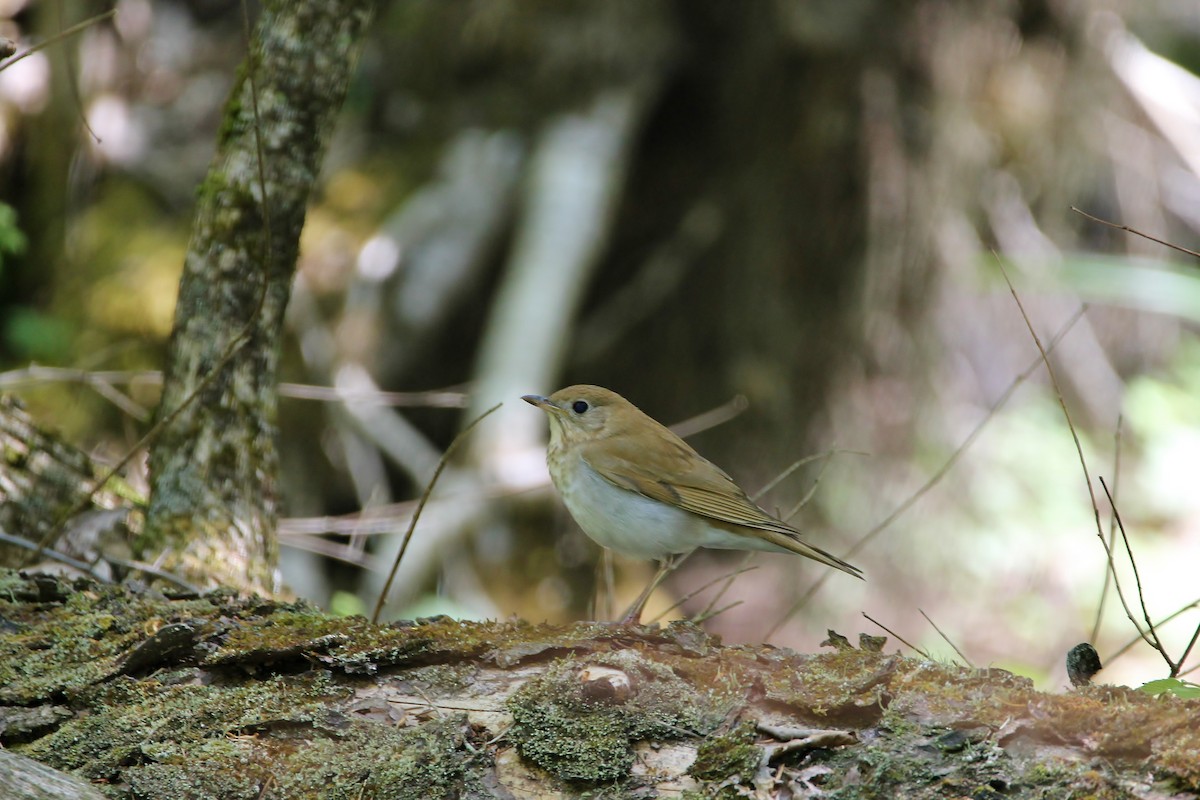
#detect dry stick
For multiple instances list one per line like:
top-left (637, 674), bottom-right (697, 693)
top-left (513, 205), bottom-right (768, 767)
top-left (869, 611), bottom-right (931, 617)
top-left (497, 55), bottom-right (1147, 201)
top-left (692, 552), bottom-right (755, 623)
top-left (648, 564), bottom-right (758, 623)
top-left (283, 533), bottom-right (379, 570)
top-left (919, 608), bottom-right (973, 667)
top-left (104, 557), bottom-right (206, 595)
top-left (1098, 476), bottom-right (1176, 672)
top-left (1104, 597), bottom-right (1200, 665)
top-left (751, 452), bottom-right (830, 502)
top-left (0, 9), bottom-right (116, 73)
top-left (783, 449), bottom-right (860, 523)
top-left (370, 402), bottom-right (502, 624)
top-left (1071, 206), bottom-right (1200, 261)
top-left (764, 306), bottom-right (1089, 640)
top-left (0, 530), bottom-right (204, 594)
top-left (995, 263), bottom-right (1166, 662)
top-left (1090, 416), bottom-right (1124, 644)
top-left (669, 394), bottom-right (749, 440)
top-left (691, 600), bottom-right (743, 624)
top-left (36, 2), bottom-right (275, 558)
top-left (862, 612), bottom-right (930, 658)
top-left (0, 530), bottom-right (109, 579)
top-left (1176, 618), bottom-right (1200, 679)
top-left (0, 366), bottom-right (152, 420)
top-left (0, 366), bottom-right (471, 409)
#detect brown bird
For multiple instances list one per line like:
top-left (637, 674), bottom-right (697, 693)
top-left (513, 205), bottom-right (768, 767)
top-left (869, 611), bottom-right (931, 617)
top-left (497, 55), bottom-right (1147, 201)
top-left (523, 385), bottom-right (861, 621)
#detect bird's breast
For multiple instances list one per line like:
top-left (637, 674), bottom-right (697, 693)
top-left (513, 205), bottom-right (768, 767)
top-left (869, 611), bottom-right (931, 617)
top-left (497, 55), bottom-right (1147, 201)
top-left (548, 445), bottom-right (718, 560)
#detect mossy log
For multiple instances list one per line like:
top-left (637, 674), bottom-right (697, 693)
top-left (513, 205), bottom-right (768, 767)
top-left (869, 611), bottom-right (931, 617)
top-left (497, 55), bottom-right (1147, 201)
top-left (0, 569), bottom-right (1196, 799)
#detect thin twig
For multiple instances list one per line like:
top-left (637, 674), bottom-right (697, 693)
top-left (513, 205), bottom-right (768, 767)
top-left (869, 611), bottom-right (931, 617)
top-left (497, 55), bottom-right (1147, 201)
top-left (691, 553), bottom-right (756, 622)
top-left (280, 533), bottom-right (380, 570)
top-left (690, 600), bottom-right (743, 625)
top-left (995, 260), bottom-right (1101, 527)
top-left (783, 449), bottom-right (862, 523)
top-left (996, 262), bottom-right (1165, 662)
top-left (1099, 476), bottom-right (1173, 672)
top-left (751, 453), bottom-right (828, 502)
top-left (0, 366), bottom-right (470, 408)
top-left (669, 394), bottom-right (749, 440)
top-left (3, 525), bottom-right (205, 594)
top-left (371, 402), bottom-right (501, 624)
top-left (919, 608), bottom-right (973, 667)
top-left (0, 9), bottom-right (116, 74)
top-left (0, 529), bottom-right (109, 579)
top-left (1176, 621), bottom-right (1200, 679)
top-left (648, 562), bottom-right (758, 623)
top-left (765, 306), bottom-right (1088, 640)
top-left (1071, 206), bottom-right (1200, 261)
top-left (1103, 597), bottom-right (1200, 665)
top-left (105, 557), bottom-right (206, 594)
top-left (862, 612), bottom-right (930, 658)
top-left (1090, 416), bottom-right (1123, 644)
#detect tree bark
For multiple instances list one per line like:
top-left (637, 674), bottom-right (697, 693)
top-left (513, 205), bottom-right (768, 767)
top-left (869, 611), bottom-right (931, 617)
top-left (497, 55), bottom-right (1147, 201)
top-left (141, 0), bottom-right (374, 595)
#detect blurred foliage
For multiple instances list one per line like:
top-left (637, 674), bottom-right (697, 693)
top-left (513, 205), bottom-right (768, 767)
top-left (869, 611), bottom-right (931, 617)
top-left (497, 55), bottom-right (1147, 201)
top-left (0, 200), bottom-right (27, 273)
top-left (4, 309), bottom-right (73, 362)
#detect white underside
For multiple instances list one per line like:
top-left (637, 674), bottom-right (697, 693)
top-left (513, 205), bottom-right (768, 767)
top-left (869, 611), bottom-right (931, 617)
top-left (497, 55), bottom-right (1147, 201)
top-left (552, 452), bottom-right (790, 560)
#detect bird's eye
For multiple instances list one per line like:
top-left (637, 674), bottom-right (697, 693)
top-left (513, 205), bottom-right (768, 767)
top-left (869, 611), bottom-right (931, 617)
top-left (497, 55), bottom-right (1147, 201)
top-left (572, 400), bottom-right (589, 414)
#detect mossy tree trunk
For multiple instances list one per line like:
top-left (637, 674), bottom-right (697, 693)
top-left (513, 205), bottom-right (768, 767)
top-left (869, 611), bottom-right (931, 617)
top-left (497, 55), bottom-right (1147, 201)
top-left (139, 0), bottom-right (375, 595)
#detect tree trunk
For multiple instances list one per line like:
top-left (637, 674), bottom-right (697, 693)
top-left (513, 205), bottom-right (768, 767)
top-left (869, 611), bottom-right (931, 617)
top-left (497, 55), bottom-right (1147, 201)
top-left (140, 0), bottom-right (374, 595)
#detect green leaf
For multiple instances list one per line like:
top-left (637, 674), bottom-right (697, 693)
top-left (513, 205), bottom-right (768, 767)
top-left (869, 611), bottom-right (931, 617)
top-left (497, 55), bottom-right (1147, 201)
top-left (1139, 678), bottom-right (1200, 699)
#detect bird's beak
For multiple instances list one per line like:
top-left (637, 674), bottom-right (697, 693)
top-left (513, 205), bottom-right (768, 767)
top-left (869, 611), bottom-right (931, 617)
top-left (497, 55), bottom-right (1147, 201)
top-left (522, 394), bottom-right (565, 417)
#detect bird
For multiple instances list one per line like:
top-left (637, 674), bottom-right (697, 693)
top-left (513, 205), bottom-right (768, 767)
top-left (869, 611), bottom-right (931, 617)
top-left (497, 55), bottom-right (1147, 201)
top-left (522, 384), bottom-right (862, 622)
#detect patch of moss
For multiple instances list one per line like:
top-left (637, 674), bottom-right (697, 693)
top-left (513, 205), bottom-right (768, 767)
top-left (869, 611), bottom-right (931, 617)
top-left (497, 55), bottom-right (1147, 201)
top-left (20, 671), bottom-right (348, 779)
top-left (267, 714), bottom-right (474, 800)
top-left (0, 577), bottom-right (223, 704)
top-left (507, 650), bottom-right (727, 783)
top-left (17, 669), bottom-right (480, 799)
top-left (688, 720), bottom-right (760, 783)
top-left (111, 713), bottom-right (475, 800)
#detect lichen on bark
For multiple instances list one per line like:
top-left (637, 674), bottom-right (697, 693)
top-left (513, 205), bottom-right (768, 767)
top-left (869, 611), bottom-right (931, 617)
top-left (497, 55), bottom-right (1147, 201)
top-left (140, 0), bottom-right (375, 595)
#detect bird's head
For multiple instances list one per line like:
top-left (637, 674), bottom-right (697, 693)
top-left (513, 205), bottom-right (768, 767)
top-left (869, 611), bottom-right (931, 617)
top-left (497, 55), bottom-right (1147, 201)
top-left (521, 384), bottom-right (635, 448)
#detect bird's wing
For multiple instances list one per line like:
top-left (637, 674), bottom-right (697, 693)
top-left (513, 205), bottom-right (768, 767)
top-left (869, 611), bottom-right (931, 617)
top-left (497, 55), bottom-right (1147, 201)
top-left (582, 427), bottom-right (795, 533)
top-left (582, 427), bottom-right (863, 578)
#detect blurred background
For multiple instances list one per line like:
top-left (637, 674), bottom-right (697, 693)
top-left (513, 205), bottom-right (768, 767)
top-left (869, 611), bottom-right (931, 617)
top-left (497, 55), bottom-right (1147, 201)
top-left (2, 0), bottom-right (1199, 690)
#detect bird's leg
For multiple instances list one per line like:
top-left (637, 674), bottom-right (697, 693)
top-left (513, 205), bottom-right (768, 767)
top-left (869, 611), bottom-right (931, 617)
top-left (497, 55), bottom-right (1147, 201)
top-left (618, 551), bottom-right (692, 624)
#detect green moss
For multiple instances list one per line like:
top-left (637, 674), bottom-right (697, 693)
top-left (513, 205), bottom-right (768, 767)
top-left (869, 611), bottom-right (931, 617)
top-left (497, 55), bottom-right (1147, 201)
top-left (21, 672), bottom-right (348, 778)
top-left (688, 720), bottom-right (761, 783)
top-left (270, 715), bottom-right (474, 800)
top-left (0, 580), bottom-right (220, 704)
top-left (15, 671), bottom-right (482, 798)
top-left (506, 650), bottom-right (728, 783)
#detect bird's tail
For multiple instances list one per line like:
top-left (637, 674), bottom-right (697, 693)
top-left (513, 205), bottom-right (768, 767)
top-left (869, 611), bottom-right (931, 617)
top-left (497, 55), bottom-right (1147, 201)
top-left (759, 529), bottom-right (863, 580)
